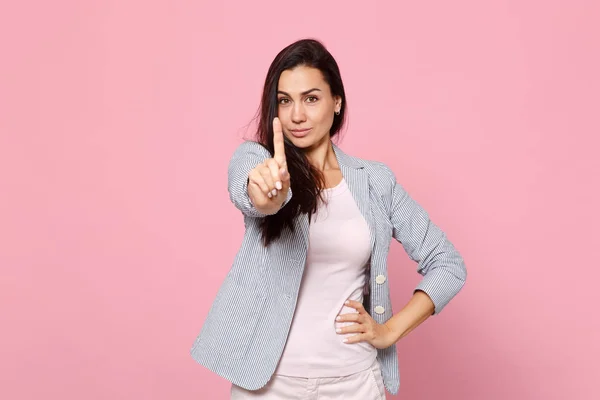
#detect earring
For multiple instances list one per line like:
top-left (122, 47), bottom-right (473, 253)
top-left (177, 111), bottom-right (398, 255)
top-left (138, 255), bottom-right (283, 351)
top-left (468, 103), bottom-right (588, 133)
top-left (335, 110), bottom-right (340, 115)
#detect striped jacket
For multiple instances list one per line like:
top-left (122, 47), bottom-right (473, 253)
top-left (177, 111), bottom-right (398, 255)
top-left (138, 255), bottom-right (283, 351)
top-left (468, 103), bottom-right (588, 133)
top-left (190, 141), bottom-right (467, 395)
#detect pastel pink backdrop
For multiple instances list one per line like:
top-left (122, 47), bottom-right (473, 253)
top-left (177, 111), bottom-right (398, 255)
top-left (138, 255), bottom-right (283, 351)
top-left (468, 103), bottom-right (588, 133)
top-left (1, 1), bottom-right (598, 399)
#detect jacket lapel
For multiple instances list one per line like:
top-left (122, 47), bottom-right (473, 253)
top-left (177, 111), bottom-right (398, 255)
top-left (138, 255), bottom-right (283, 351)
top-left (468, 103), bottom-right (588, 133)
top-left (296, 144), bottom-right (377, 257)
top-left (333, 144), bottom-right (376, 256)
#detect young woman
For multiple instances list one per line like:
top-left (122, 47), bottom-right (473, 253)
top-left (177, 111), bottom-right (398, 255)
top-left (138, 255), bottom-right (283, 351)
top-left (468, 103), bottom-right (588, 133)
top-left (190, 38), bottom-right (467, 399)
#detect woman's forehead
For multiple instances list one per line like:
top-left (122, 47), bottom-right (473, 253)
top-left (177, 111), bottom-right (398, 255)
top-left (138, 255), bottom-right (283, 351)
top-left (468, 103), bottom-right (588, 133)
top-left (278, 66), bottom-right (329, 93)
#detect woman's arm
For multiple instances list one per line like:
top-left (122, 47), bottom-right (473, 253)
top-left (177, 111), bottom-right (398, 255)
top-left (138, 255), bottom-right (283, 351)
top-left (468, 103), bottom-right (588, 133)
top-left (387, 167), bottom-right (467, 316)
top-left (326, 164), bottom-right (468, 348)
top-left (227, 141), bottom-right (292, 217)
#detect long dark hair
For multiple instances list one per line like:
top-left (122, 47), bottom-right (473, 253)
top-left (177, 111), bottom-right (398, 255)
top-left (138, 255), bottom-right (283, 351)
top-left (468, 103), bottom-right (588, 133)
top-left (255, 38), bottom-right (348, 246)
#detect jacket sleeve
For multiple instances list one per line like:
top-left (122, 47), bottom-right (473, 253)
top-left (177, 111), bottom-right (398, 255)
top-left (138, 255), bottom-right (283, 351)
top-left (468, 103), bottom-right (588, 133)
top-left (383, 165), bottom-right (467, 315)
top-left (227, 141), bottom-right (293, 218)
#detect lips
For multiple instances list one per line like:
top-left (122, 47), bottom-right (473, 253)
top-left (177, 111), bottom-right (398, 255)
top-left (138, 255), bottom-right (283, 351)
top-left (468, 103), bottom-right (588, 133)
top-left (289, 128), bottom-right (312, 138)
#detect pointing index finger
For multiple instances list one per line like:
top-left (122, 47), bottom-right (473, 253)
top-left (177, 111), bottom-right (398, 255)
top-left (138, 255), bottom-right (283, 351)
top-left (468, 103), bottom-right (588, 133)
top-left (273, 117), bottom-right (286, 166)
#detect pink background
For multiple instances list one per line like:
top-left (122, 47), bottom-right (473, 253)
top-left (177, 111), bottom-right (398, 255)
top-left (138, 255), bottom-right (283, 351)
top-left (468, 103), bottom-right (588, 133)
top-left (1, 1), bottom-right (599, 399)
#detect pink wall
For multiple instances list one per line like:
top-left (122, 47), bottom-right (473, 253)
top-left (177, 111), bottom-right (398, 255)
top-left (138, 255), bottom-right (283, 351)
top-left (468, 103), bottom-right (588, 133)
top-left (1, 1), bottom-right (598, 399)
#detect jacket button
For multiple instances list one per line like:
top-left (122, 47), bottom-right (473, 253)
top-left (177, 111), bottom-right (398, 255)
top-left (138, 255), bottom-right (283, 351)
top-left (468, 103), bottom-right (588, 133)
top-left (375, 275), bottom-right (386, 284)
top-left (374, 306), bottom-right (385, 314)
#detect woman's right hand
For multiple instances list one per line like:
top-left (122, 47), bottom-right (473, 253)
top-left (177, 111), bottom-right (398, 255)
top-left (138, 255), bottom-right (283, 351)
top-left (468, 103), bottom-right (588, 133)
top-left (247, 117), bottom-right (291, 215)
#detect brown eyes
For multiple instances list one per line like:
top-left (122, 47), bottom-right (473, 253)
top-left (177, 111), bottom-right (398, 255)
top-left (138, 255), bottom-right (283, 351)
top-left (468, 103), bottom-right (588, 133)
top-left (277, 96), bottom-right (319, 105)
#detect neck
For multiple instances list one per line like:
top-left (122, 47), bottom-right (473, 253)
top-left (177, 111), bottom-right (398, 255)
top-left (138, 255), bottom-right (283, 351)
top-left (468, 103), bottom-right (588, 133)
top-left (304, 137), bottom-right (338, 172)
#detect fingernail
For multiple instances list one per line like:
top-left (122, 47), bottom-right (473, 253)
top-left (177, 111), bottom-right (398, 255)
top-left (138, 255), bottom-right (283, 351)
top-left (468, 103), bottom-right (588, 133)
top-left (345, 300), bottom-right (349, 305)
top-left (343, 339), bottom-right (348, 343)
top-left (280, 168), bottom-right (288, 177)
top-left (336, 316), bottom-right (341, 321)
top-left (271, 189), bottom-right (277, 196)
top-left (275, 181), bottom-right (282, 190)
top-left (268, 192), bottom-right (272, 198)
top-left (336, 328), bottom-right (341, 333)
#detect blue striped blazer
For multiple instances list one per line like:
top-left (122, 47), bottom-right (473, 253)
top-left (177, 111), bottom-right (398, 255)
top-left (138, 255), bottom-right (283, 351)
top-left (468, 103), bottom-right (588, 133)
top-left (190, 141), bottom-right (467, 395)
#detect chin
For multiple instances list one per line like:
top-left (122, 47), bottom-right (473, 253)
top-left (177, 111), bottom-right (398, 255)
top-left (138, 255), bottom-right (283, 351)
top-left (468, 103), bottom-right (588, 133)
top-left (288, 137), bottom-right (313, 148)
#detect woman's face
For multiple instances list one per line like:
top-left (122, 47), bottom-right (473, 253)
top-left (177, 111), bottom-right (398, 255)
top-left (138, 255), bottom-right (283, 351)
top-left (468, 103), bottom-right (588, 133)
top-left (276, 66), bottom-right (341, 150)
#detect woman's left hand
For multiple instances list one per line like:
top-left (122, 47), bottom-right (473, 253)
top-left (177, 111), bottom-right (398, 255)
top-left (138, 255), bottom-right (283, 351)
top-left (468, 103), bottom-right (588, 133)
top-left (336, 300), bottom-right (398, 349)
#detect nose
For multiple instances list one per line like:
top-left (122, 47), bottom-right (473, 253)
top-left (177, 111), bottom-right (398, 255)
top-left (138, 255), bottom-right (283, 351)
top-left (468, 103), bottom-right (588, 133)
top-left (291, 102), bottom-right (306, 124)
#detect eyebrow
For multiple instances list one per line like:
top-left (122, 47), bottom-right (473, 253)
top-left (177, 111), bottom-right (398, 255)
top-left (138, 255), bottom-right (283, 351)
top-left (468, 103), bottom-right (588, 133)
top-left (277, 88), bottom-right (322, 96)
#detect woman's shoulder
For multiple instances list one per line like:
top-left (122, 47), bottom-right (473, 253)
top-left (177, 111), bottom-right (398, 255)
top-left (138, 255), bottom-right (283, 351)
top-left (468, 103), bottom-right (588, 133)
top-left (230, 140), bottom-right (271, 159)
top-left (334, 145), bottom-right (396, 182)
top-left (234, 140), bottom-right (268, 153)
top-left (347, 153), bottom-right (397, 185)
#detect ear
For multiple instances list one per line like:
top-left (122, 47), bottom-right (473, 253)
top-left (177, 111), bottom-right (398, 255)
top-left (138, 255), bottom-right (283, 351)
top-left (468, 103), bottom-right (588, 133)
top-left (334, 96), bottom-right (342, 113)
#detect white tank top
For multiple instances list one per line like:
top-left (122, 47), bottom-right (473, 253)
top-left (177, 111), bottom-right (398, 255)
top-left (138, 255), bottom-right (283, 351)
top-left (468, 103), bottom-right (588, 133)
top-left (274, 178), bottom-right (377, 377)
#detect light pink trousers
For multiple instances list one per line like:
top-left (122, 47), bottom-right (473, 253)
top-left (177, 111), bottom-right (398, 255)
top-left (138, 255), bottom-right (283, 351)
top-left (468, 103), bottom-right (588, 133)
top-left (230, 359), bottom-right (386, 400)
